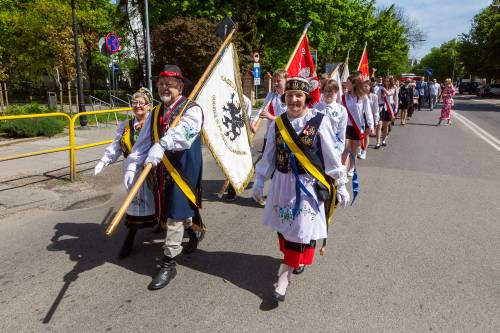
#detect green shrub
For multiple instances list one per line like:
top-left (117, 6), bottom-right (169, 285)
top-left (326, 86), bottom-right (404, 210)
top-left (0, 103), bottom-right (66, 138)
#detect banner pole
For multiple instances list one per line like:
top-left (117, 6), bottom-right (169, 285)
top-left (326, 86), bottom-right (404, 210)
top-left (106, 28), bottom-right (237, 237)
top-left (251, 21), bottom-right (312, 132)
top-left (220, 22), bottom-right (313, 197)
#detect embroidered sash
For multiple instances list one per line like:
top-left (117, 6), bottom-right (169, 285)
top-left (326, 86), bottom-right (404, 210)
top-left (275, 114), bottom-right (336, 224)
top-left (120, 119), bottom-right (134, 157)
top-left (152, 101), bottom-right (200, 208)
top-left (383, 95), bottom-right (394, 120)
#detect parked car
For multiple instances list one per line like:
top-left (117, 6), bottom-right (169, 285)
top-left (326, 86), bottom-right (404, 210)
top-left (459, 81), bottom-right (479, 94)
top-left (477, 83), bottom-right (500, 97)
top-left (489, 84), bottom-right (500, 96)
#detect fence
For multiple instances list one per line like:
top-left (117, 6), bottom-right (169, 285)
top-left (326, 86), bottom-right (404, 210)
top-left (0, 107), bottom-right (132, 181)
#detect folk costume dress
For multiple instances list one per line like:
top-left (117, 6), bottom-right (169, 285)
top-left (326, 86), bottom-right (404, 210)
top-left (99, 116), bottom-right (156, 226)
top-left (254, 109), bottom-right (347, 268)
top-left (127, 95), bottom-right (204, 258)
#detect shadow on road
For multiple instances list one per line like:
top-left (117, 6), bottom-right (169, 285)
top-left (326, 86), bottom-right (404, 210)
top-left (42, 212), bottom-right (163, 324)
top-left (178, 249), bottom-right (281, 311)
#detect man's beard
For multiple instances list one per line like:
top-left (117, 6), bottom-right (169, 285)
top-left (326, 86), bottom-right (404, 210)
top-left (160, 95), bottom-right (172, 104)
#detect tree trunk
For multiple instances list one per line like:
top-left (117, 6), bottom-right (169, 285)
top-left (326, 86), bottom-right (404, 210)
top-left (67, 81), bottom-right (72, 115)
top-left (0, 83), bottom-right (5, 112)
top-left (125, 0), bottom-right (144, 85)
top-left (3, 82), bottom-right (8, 106)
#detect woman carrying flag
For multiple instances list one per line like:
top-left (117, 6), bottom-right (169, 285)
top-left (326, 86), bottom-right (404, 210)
top-left (251, 77), bottom-right (350, 302)
top-left (94, 88), bottom-right (156, 258)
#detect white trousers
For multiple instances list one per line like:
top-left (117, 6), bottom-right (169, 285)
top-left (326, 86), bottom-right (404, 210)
top-left (163, 217), bottom-right (192, 258)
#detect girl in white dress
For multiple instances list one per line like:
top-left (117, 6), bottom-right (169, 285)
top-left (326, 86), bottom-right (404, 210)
top-left (252, 78), bottom-right (350, 302)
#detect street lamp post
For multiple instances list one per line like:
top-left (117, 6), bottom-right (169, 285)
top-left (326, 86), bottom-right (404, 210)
top-left (71, 0), bottom-right (87, 127)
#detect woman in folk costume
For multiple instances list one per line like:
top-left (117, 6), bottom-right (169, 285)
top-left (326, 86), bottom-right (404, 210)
top-left (341, 74), bottom-right (374, 176)
top-left (251, 77), bottom-right (350, 302)
top-left (94, 88), bottom-right (156, 258)
top-left (437, 78), bottom-right (456, 126)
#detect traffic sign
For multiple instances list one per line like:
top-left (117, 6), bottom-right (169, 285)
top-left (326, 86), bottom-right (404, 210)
top-left (105, 32), bottom-right (120, 55)
top-left (253, 63), bottom-right (261, 86)
top-left (425, 68), bottom-right (433, 76)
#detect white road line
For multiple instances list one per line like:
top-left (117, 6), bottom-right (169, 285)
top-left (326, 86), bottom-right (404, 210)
top-left (454, 112), bottom-right (500, 152)
top-left (455, 112), bottom-right (500, 145)
top-left (472, 99), bottom-right (500, 106)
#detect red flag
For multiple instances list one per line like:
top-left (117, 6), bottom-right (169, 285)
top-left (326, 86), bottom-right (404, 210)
top-left (287, 35), bottom-right (320, 106)
top-left (357, 46), bottom-right (369, 81)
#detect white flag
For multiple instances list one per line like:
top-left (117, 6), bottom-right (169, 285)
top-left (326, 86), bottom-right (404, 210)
top-left (195, 43), bottom-right (253, 193)
top-left (340, 61), bottom-right (350, 83)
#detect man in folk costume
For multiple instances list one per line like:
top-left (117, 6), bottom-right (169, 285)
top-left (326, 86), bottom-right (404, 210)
top-left (251, 77), bottom-right (350, 302)
top-left (124, 65), bottom-right (204, 290)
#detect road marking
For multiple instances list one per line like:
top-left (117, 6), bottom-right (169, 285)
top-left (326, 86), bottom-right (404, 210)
top-left (454, 112), bottom-right (500, 152)
top-left (472, 99), bottom-right (500, 106)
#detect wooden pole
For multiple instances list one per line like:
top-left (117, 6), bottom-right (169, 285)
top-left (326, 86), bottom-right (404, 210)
top-left (105, 164), bottom-right (152, 236)
top-left (106, 27), bottom-right (238, 237)
top-left (220, 22), bottom-right (313, 197)
top-left (251, 21), bottom-right (312, 133)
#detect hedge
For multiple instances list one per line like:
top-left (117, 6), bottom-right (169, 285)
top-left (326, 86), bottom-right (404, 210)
top-left (0, 103), bottom-right (66, 138)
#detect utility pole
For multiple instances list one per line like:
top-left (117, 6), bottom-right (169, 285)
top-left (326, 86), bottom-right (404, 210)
top-left (71, 0), bottom-right (87, 126)
top-left (144, 0), bottom-right (152, 91)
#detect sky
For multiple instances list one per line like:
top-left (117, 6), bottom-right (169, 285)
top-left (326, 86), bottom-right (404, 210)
top-left (376, 0), bottom-right (492, 59)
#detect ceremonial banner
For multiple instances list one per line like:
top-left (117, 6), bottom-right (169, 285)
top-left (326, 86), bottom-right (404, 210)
top-left (341, 61), bottom-right (350, 82)
top-left (195, 43), bottom-right (253, 193)
top-left (357, 44), bottom-right (369, 81)
top-left (287, 35), bottom-right (320, 106)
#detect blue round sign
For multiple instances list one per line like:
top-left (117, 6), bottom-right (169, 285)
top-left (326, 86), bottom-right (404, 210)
top-left (105, 33), bottom-right (120, 54)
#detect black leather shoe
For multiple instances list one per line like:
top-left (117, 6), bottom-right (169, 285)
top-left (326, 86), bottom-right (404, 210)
top-left (224, 185), bottom-right (237, 202)
top-left (118, 228), bottom-right (137, 258)
top-left (273, 290), bottom-right (285, 302)
top-left (293, 266), bottom-right (305, 275)
top-left (183, 227), bottom-right (199, 254)
top-left (148, 260), bottom-right (177, 290)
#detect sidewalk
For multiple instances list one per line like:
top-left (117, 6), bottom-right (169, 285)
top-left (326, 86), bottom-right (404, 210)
top-left (0, 124), bottom-right (121, 181)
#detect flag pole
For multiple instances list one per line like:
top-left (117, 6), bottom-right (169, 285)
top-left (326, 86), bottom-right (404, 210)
top-left (106, 27), bottom-right (237, 237)
top-left (357, 41), bottom-right (367, 71)
top-left (251, 21), bottom-right (312, 133)
top-left (219, 22), bottom-right (313, 198)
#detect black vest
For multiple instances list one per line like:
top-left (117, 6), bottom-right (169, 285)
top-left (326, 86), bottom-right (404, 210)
top-left (275, 113), bottom-right (324, 174)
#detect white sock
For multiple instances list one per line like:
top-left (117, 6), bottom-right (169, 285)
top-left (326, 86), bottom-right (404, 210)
top-left (275, 264), bottom-right (293, 295)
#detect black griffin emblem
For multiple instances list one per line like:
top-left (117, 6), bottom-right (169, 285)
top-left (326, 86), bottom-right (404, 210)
top-left (221, 93), bottom-right (245, 141)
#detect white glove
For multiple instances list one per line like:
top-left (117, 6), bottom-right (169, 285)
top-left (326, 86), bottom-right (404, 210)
top-left (145, 143), bottom-right (164, 167)
top-left (252, 177), bottom-right (265, 205)
top-left (123, 170), bottom-right (136, 190)
top-left (94, 161), bottom-right (105, 176)
top-left (336, 184), bottom-right (351, 208)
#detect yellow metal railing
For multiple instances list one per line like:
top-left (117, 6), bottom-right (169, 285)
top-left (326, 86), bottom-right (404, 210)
top-left (0, 108), bottom-right (132, 181)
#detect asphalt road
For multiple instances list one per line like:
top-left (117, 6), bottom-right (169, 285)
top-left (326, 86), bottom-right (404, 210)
top-left (0, 97), bottom-right (499, 332)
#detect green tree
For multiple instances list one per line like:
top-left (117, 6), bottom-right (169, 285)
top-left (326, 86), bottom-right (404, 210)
top-left (417, 40), bottom-right (462, 82)
top-left (458, 1), bottom-right (500, 80)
